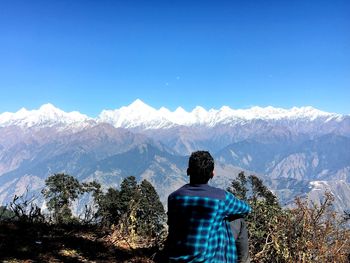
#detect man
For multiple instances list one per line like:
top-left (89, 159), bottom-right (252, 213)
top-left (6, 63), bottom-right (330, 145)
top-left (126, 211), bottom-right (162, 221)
top-left (167, 151), bottom-right (251, 262)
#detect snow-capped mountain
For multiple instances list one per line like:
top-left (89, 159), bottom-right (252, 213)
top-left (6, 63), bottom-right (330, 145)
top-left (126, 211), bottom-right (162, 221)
top-left (0, 103), bottom-right (92, 129)
top-left (1, 99), bottom-right (346, 130)
top-left (98, 99), bottom-right (174, 129)
top-left (98, 99), bottom-right (344, 129)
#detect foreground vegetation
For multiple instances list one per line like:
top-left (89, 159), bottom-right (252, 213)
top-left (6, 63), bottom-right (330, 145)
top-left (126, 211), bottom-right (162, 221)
top-left (228, 172), bottom-right (350, 263)
top-left (0, 172), bottom-right (349, 262)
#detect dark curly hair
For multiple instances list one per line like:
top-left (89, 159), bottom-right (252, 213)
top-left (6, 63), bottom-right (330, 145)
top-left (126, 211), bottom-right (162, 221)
top-left (187, 151), bottom-right (214, 184)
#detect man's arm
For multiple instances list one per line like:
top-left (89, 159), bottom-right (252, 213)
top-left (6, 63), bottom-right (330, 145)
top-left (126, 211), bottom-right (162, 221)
top-left (224, 191), bottom-right (251, 216)
top-left (225, 193), bottom-right (251, 263)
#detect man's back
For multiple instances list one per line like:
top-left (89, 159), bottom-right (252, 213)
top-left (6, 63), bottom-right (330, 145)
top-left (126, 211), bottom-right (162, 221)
top-left (168, 184), bottom-right (251, 263)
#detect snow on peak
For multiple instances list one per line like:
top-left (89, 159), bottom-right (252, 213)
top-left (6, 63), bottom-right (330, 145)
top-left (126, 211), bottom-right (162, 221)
top-left (39, 103), bottom-right (61, 112)
top-left (0, 104), bottom-right (90, 128)
top-left (98, 100), bottom-right (339, 129)
top-left (98, 100), bottom-right (173, 129)
top-left (0, 99), bottom-right (342, 130)
top-left (128, 99), bottom-right (153, 110)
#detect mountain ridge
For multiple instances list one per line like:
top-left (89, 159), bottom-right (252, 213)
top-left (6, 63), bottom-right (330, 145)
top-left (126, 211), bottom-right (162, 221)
top-left (1, 99), bottom-right (347, 129)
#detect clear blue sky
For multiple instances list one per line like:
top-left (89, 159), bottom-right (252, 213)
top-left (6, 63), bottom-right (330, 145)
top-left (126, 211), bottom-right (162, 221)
top-left (0, 0), bottom-right (349, 116)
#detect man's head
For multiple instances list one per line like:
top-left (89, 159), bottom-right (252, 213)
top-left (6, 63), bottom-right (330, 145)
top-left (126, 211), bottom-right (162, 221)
top-left (187, 151), bottom-right (214, 184)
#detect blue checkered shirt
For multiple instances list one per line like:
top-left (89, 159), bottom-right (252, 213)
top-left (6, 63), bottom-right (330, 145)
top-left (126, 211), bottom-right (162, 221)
top-left (167, 184), bottom-right (251, 263)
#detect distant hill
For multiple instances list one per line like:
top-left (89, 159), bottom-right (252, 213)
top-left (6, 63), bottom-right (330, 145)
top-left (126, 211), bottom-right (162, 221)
top-left (0, 100), bottom-right (349, 213)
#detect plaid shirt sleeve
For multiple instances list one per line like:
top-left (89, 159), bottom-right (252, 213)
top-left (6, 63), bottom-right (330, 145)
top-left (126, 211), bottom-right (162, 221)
top-left (224, 191), bottom-right (251, 217)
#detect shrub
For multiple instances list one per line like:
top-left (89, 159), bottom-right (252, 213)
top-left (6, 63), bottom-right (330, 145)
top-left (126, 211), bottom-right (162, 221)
top-left (229, 172), bottom-right (350, 263)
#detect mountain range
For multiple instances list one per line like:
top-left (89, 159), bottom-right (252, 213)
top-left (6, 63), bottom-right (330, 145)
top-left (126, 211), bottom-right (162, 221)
top-left (0, 100), bottom-right (349, 213)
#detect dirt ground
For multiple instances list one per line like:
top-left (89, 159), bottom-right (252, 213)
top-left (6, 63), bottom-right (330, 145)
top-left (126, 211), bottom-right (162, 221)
top-left (0, 222), bottom-right (157, 263)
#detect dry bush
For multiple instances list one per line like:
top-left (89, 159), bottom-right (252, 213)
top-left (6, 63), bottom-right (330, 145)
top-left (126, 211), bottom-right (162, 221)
top-left (7, 191), bottom-right (44, 224)
top-left (266, 192), bottom-right (350, 263)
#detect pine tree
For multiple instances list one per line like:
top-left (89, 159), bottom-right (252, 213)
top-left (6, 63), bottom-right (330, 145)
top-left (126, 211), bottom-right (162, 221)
top-left (97, 187), bottom-right (121, 226)
top-left (42, 173), bottom-right (82, 224)
top-left (119, 176), bottom-right (139, 215)
top-left (117, 176), bottom-right (140, 240)
top-left (103, 177), bottom-right (167, 248)
top-left (137, 180), bottom-right (166, 238)
top-left (229, 171), bottom-right (248, 200)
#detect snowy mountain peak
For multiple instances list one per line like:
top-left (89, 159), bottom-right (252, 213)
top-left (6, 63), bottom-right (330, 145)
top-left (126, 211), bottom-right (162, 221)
top-left (127, 99), bottom-right (155, 111)
top-left (0, 104), bottom-right (90, 128)
top-left (0, 99), bottom-right (344, 130)
top-left (98, 100), bottom-right (342, 129)
top-left (39, 103), bottom-right (62, 112)
top-left (192, 106), bottom-right (207, 114)
top-left (174, 107), bottom-right (188, 114)
top-left (99, 100), bottom-right (172, 129)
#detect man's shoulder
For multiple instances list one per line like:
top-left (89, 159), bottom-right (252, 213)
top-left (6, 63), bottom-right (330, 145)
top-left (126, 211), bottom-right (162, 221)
top-left (168, 184), bottom-right (226, 201)
top-left (168, 185), bottom-right (187, 199)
